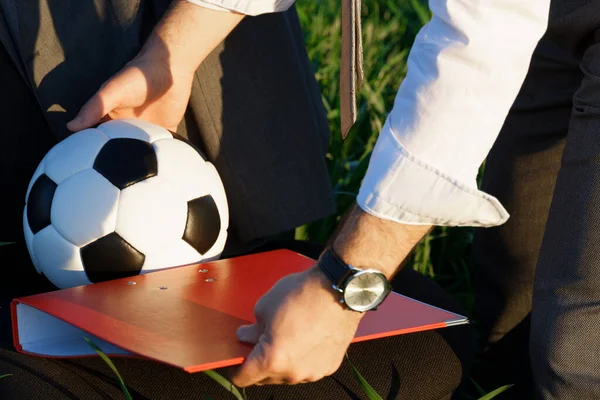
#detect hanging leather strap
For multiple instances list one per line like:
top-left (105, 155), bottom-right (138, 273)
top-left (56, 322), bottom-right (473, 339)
top-left (340, 0), bottom-right (363, 140)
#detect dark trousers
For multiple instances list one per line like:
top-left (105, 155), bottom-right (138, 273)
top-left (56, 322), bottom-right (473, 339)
top-left (0, 20), bottom-right (473, 400)
top-left (471, 3), bottom-right (600, 398)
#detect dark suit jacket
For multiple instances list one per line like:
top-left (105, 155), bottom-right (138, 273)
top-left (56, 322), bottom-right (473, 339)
top-left (0, 1), bottom-right (335, 249)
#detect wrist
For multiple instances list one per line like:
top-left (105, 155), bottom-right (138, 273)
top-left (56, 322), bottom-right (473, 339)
top-left (139, 0), bottom-right (244, 76)
top-left (136, 28), bottom-right (201, 78)
top-left (135, 35), bottom-right (195, 84)
top-left (306, 265), bottom-right (365, 322)
top-left (330, 205), bottom-right (432, 279)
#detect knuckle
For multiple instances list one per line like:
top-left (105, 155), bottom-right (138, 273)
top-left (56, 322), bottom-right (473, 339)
top-left (230, 375), bottom-right (246, 388)
top-left (285, 372), bottom-right (305, 385)
top-left (327, 361), bottom-right (343, 377)
top-left (303, 374), bottom-right (321, 383)
top-left (254, 298), bottom-right (266, 317)
top-left (262, 350), bottom-right (289, 374)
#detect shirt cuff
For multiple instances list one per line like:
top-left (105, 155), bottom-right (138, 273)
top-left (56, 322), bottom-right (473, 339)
top-left (185, 0), bottom-right (294, 16)
top-left (357, 118), bottom-right (509, 228)
top-left (185, 0), bottom-right (233, 12)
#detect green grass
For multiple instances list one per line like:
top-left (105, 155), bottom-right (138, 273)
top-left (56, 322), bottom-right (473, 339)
top-left (478, 385), bottom-right (514, 400)
top-left (346, 353), bottom-right (384, 400)
top-left (203, 370), bottom-right (247, 400)
top-left (84, 337), bottom-right (133, 400)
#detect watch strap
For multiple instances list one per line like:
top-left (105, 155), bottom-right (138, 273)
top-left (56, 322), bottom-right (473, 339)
top-left (317, 248), bottom-right (355, 289)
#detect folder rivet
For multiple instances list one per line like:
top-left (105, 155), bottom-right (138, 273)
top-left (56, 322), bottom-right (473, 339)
top-left (199, 269), bottom-right (208, 273)
top-left (127, 281), bottom-right (136, 285)
top-left (159, 286), bottom-right (168, 290)
top-left (205, 278), bottom-right (215, 283)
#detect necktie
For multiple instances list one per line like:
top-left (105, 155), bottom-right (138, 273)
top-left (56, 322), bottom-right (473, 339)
top-left (340, 0), bottom-right (363, 140)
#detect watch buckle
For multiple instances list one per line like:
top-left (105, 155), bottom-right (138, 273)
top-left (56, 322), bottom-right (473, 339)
top-left (332, 283), bottom-right (344, 293)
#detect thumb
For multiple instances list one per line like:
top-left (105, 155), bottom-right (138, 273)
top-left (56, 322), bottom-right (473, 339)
top-left (237, 323), bottom-right (263, 344)
top-left (230, 335), bottom-right (268, 387)
top-left (67, 77), bottom-right (125, 132)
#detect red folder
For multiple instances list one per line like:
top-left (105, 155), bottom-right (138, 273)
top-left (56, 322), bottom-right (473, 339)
top-left (11, 250), bottom-right (468, 373)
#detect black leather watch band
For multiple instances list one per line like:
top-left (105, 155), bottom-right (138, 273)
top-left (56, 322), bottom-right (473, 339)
top-left (317, 248), bottom-right (355, 289)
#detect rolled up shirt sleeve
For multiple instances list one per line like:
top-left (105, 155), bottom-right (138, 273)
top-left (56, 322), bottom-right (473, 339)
top-left (357, 0), bottom-right (551, 227)
top-left (185, 0), bottom-right (294, 15)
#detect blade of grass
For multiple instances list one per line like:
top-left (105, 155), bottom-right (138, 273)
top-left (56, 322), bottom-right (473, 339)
top-left (0, 374), bottom-right (12, 379)
top-left (0, 242), bottom-right (14, 246)
top-left (345, 354), bottom-right (383, 400)
top-left (409, 0), bottom-right (432, 25)
top-left (470, 377), bottom-right (487, 396)
top-left (478, 384), bottom-right (514, 400)
top-left (83, 337), bottom-right (132, 400)
top-left (203, 370), bottom-right (246, 400)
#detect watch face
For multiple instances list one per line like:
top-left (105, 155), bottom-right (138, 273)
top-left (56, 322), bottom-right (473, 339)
top-left (342, 270), bottom-right (390, 312)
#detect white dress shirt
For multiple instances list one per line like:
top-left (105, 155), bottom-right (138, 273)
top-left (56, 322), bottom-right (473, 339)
top-left (187, 0), bottom-right (551, 228)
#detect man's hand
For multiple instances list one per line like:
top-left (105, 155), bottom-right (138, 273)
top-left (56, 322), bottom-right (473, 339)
top-left (230, 205), bottom-right (432, 387)
top-left (231, 266), bottom-right (364, 386)
top-left (66, 0), bottom-right (244, 132)
top-left (66, 53), bottom-right (193, 133)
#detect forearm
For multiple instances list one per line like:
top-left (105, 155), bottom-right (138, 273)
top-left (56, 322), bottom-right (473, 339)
top-left (138, 0), bottom-right (244, 74)
top-left (331, 204), bottom-right (432, 280)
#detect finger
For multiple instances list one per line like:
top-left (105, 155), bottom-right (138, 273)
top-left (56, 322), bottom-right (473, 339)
top-left (230, 339), bottom-right (269, 387)
top-left (98, 114), bottom-right (112, 124)
top-left (236, 324), bottom-right (262, 344)
top-left (67, 77), bottom-right (125, 132)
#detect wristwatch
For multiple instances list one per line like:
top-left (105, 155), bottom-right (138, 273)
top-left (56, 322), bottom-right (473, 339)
top-left (317, 248), bottom-right (391, 312)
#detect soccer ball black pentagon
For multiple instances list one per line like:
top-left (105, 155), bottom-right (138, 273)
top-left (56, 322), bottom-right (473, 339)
top-left (23, 119), bottom-right (229, 289)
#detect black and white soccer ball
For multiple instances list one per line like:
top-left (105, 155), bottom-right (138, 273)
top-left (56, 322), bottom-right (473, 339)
top-left (23, 119), bottom-right (229, 289)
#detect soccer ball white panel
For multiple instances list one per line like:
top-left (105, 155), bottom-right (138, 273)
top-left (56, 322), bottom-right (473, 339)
top-left (97, 119), bottom-right (172, 143)
top-left (140, 240), bottom-right (203, 271)
top-left (32, 225), bottom-right (92, 288)
top-left (44, 128), bottom-right (109, 185)
top-left (115, 175), bottom-right (188, 256)
top-left (153, 138), bottom-right (229, 229)
top-left (51, 169), bottom-right (120, 247)
top-left (152, 137), bottom-right (212, 200)
top-left (22, 208), bottom-right (41, 274)
top-left (25, 157), bottom-right (45, 200)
